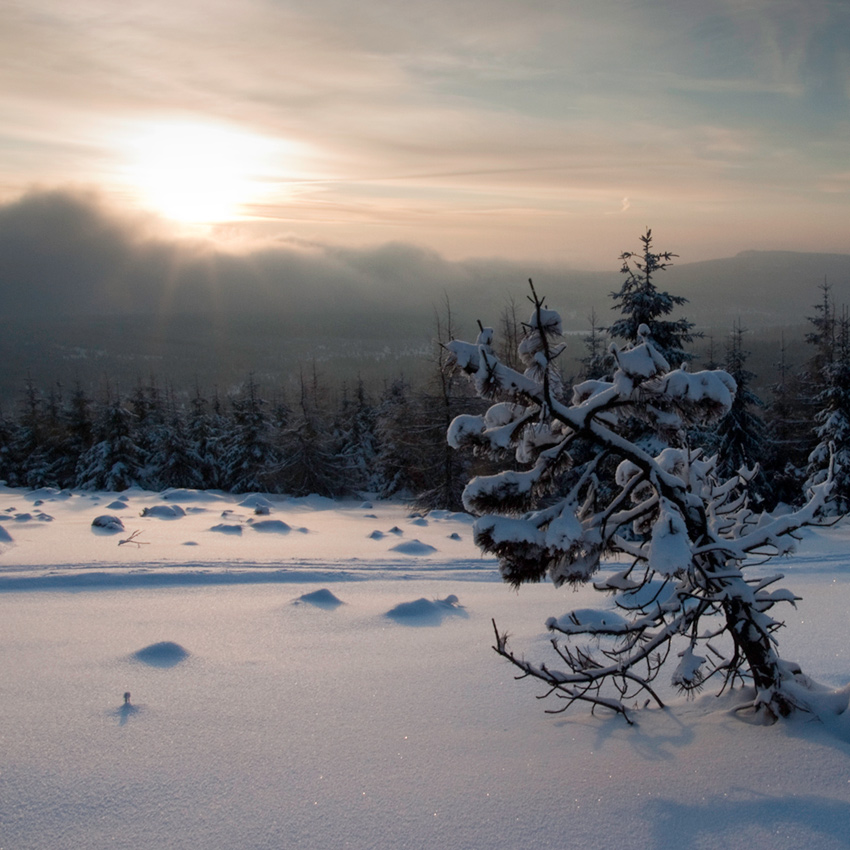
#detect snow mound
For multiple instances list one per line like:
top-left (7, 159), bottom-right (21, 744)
top-left (210, 523), bottom-right (242, 535)
top-left (14, 513), bottom-right (32, 522)
top-left (250, 519), bottom-right (291, 534)
top-left (428, 509), bottom-right (474, 523)
top-left (130, 641), bottom-right (190, 668)
top-left (409, 517), bottom-right (429, 527)
top-left (546, 608), bottom-right (629, 632)
top-left (294, 588), bottom-right (344, 609)
top-left (237, 494), bottom-right (276, 510)
top-left (448, 532), bottom-right (462, 541)
top-left (91, 515), bottom-right (124, 532)
top-left (141, 504), bottom-right (186, 519)
top-left (368, 530), bottom-right (385, 540)
top-left (105, 500), bottom-right (127, 510)
top-left (0, 525), bottom-right (12, 543)
top-left (385, 594), bottom-right (466, 626)
top-left (25, 487), bottom-right (72, 501)
top-left (390, 539), bottom-right (438, 556)
top-left (162, 488), bottom-right (227, 502)
top-left (291, 494), bottom-right (337, 510)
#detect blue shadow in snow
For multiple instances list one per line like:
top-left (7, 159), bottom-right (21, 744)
top-left (647, 793), bottom-right (850, 850)
top-left (0, 569), bottom-right (364, 593)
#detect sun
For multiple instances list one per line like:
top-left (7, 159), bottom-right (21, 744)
top-left (123, 120), bottom-right (274, 224)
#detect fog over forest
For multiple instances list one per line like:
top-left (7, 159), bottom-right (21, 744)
top-left (1, 189), bottom-right (848, 405)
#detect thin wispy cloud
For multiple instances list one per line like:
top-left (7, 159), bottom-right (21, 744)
top-left (1, 0), bottom-right (847, 268)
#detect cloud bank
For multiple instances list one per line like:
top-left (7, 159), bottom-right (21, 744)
top-left (0, 190), bottom-right (604, 330)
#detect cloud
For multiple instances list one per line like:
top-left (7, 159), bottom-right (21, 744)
top-left (1, 2), bottom-right (847, 268)
top-left (0, 189), bottom-right (600, 330)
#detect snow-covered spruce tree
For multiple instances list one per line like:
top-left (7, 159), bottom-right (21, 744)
top-left (144, 393), bottom-right (209, 491)
top-left (76, 392), bottom-right (143, 491)
top-left (447, 283), bottom-right (837, 724)
top-left (184, 386), bottom-right (222, 490)
top-left (334, 379), bottom-right (379, 494)
top-left (278, 372), bottom-right (344, 498)
top-left (373, 378), bottom-right (423, 499)
top-left (45, 383), bottom-right (92, 488)
top-left (219, 375), bottom-right (281, 493)
top-left (806, 306), bottom-right (850, 514)
top-left (607, 228), bottom-right (699, 367)
top-left (709, 321), bottom-right (769, 504)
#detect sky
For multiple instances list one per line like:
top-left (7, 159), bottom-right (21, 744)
top-left (2, 0), bottom-right (849, 270)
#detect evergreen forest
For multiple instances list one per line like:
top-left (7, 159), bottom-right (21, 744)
top-left (1, 231), bottom-right (848, 515)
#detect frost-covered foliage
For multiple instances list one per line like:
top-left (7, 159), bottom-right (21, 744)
top-left (448, 282), bottom-right (837, 724)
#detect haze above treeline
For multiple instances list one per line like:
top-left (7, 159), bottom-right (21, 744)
top-left (1, 190), bottom-right (847, 406)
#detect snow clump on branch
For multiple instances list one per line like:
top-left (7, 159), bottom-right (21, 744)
top-left (446, 281), bottom-right (839, 725)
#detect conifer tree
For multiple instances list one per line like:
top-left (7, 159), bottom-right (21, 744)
top-left (14, 378), bottom-right (50, 488)
top-left (220, 375), bottom-right (281, 493)
top-left (374, 378), bottom-right (422, 499)
top-left (607, 228), bottom-right (699, 366)
top-left (805, 281), bottom-right (835, 381)
top-left (448, 281), bottom-right (836, 723)
top-left (76, 391), bottom-right (143, 491)
top-left (0, 406), bottom-right (20, 486)
top-left (414, 298), bottom-right (480, 511)
top-left (36, 383), bottom-right (77, 488)
top-left (806, 306), bottom-right (850, 513)
top-left (335, 378), bottom-right (378, 494)
top-left (128, 378), bottom-right (165, 481)
top-left (146, 389), bottom-right (208, 491)
top-left (185, 385), bottom-right (221, 490)
top-left (278, 370), bottom-right (342, 497)
top-left (763, 336), bottom-right (809, 507)
top-left (711, 321), bottom-right (769, 502)
top-left (579, 308), bottom-right (611, 380)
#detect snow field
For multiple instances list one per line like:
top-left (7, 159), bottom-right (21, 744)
top-left (2, 486), bottom-right (850, 849)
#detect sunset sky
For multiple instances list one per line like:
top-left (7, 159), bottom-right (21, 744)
top-left (2, 0), bottom-right (849, 269)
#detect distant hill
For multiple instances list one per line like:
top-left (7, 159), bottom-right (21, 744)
top-left (660, 251), bottom-right (850, 328)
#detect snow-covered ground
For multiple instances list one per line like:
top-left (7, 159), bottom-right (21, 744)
top-left (2, 485), bottom-right (850, 850)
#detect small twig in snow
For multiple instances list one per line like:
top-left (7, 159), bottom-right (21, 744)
top-left (118, 530), bottom-right (149, 547)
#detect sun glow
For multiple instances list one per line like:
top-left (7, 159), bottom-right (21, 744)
top-left (123, 120), bottom-right (277, 223)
